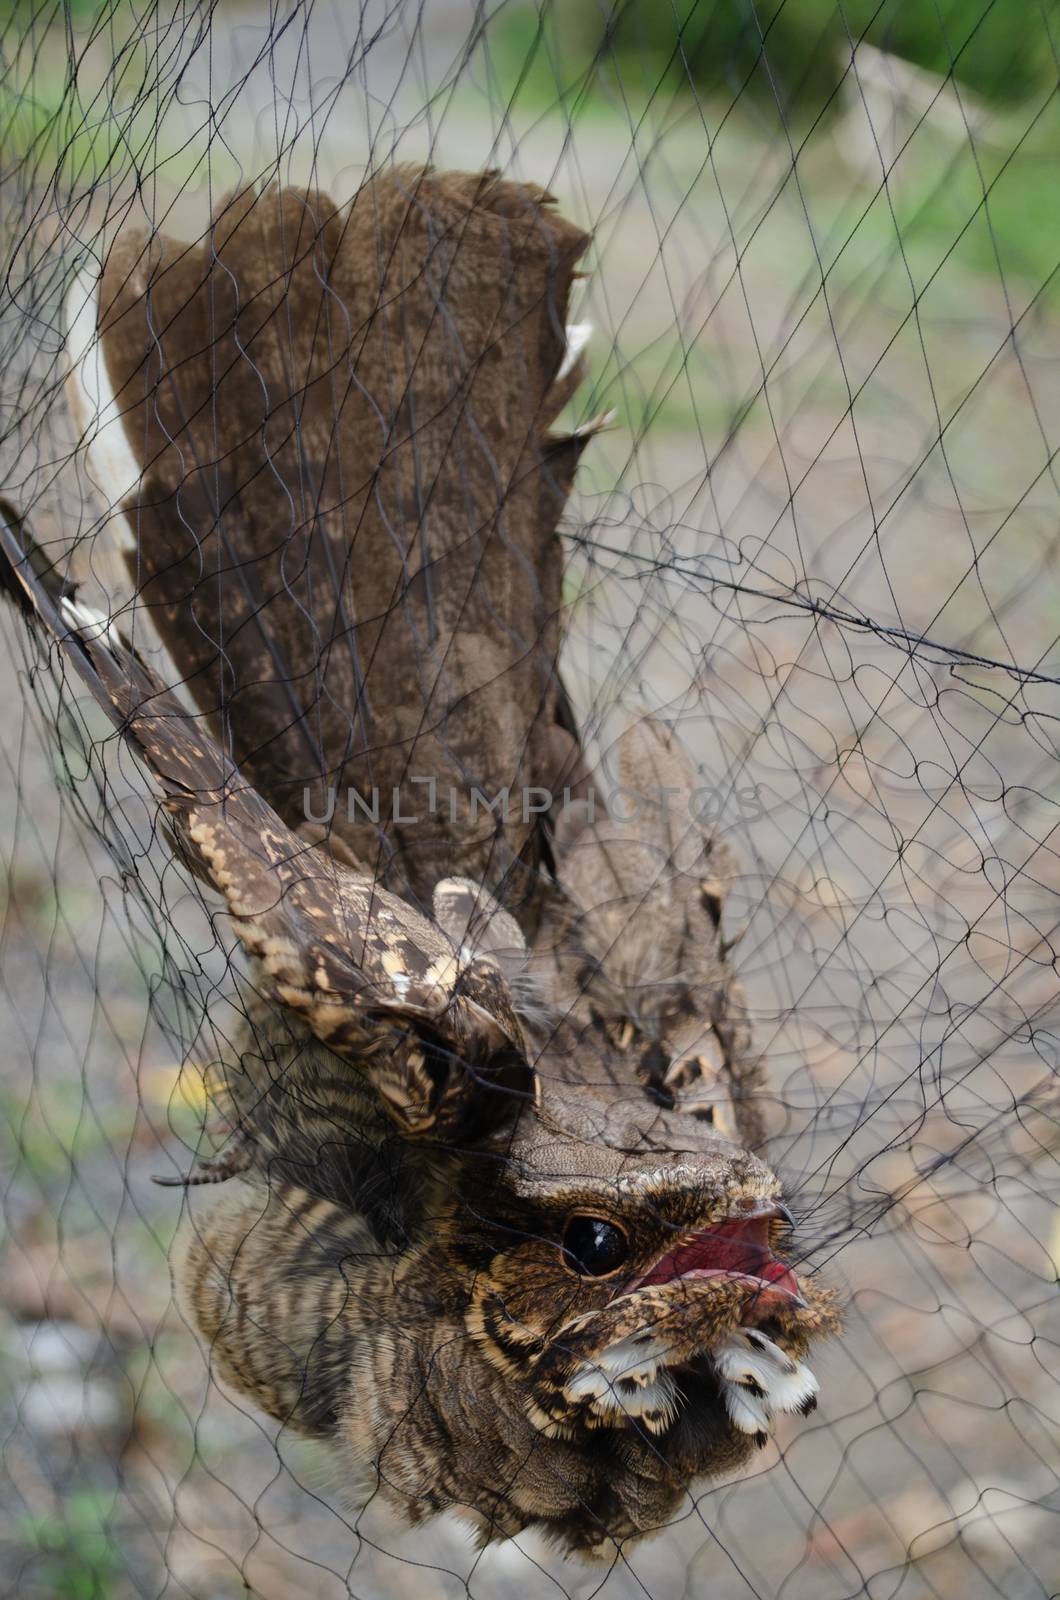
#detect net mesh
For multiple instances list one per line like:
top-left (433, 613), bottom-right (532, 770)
top-left (1, 2), bottom-right (1057, 1596)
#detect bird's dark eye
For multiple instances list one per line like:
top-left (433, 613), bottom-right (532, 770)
top-left (561, 1214), bottom-right (630, 1277)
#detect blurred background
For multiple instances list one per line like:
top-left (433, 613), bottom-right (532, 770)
top-left (0, 2), bottom-right (1057, 1596)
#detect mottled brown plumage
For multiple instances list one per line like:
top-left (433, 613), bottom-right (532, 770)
top-left (70, 168), bottom-right (600, 924)
top-left (1, 503), bottom-right (839, 1551)
top-left (0, 168), bottom-right (842, 1558)
top-left (535, 717), bottom-right (766, 1146)
top-left (177, 1149), bottom-right (839, 1554)
top-left (0, 514), bottom-right (531, 1147)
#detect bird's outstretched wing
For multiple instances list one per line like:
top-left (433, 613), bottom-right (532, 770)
top-left (67, 168), bottom-right (602, 920)
top-left (0, 503), bottom-right (532, 1141)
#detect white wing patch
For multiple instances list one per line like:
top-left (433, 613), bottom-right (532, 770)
top-left (65, 263), bottom-right (142, 547)
top-left (60, 596), bottom-right (120, 647)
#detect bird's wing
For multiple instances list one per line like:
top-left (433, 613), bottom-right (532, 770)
top-left (67, 168), bottom-right (601, 919)
top-left (0, 503), bottom-right (532, 1140)
top-left (537, 717), bottom-right (764, 1143)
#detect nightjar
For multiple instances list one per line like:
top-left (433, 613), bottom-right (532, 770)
top-left (0, 165), bottom-right (840, 1557)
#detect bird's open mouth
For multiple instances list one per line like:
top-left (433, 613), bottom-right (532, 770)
top-left (629, 1209), bottom-right (803, 1305)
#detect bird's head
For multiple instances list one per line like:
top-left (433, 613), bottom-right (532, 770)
top-left (446, 1063), bottom-right (839, 1454)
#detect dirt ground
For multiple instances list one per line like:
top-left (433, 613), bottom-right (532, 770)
top-left (1, 3), bottom-right (1057, 1596)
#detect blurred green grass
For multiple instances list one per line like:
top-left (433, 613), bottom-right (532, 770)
top-left (0, 76), bottom-right (125, 188)
top-left (491, 0), bottom-right (1059, 114)
top-left (489, 2), bottom-right (1058, 442)
top-left (3, 1), bottom-right (1055, 302)
top-left (17, 1490), bottom-right (124, 1600)
top-left (564, 92), bottom-right (1059, 446)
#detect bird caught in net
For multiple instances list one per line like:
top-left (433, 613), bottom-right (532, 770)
top-left (0, 4), bottom-right (1056, 1597)
top-left (1, 164), bottom-right (841, 1556)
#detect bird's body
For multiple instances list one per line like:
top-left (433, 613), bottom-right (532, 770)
top-left (0, 164), bottom-right (840, 1557)
top-left (177, 1170), bottom-right (821, 1553)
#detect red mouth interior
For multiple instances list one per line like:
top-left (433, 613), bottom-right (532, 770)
top-left (634, 1216), bottom-right (801, 1302)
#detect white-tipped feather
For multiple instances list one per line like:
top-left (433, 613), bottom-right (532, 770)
top-left (608, 1370), bottom-right (677, 1427)
top-left (565, 1324), bottom-right (818, 1438)
top-left (718, 1327), bottom-right (794, 1376)
top-left (568, 1362), bottom-right (677, 1427)
top-left (571, 407), bottom-right (616, 438)
top-left (60, 596), bottom-right (120, 647)
top-left (762, 1363), bottom-right (818, 1414)
top-left (64, 264), bottom-right (141, 548)
top-left (713, 1328), bottom-right (819, 1424)
top-left (567, 1330), bottom-right (679, 1424)
top-left (592, 1332), bottom-right (670, 1378)
top-left (557, 321), bottom-right (592, 383)
top-left (720, 1380), bottom-right (771, 1437)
